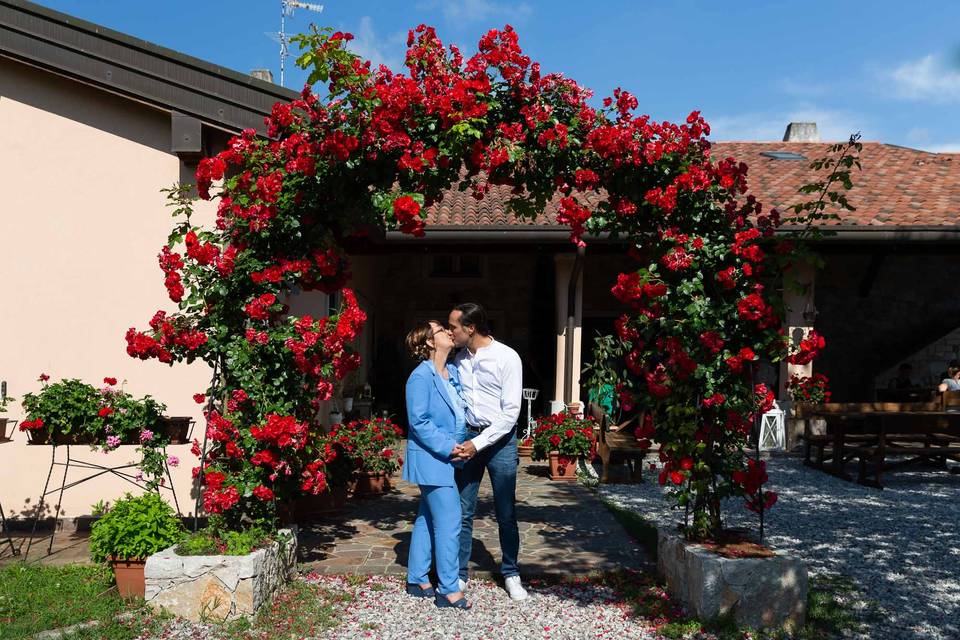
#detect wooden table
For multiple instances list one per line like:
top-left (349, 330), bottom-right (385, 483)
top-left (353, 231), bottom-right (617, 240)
top-left (809, 410), bottom-right (960, 487)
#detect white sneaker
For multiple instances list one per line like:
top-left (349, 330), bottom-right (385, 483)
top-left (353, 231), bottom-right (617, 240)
top-left (458, 578), bottom-right (468, 592)
top-left (504, 575), bottom-right (528, 601)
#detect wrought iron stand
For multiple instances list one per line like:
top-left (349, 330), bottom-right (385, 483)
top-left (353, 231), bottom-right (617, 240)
top-left (25, 444), bottom-right (181, 558)
top-left (0, 438), bottom-right (20, 556)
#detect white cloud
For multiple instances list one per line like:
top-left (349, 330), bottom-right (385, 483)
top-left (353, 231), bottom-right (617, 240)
top-left (708, 106), bottom-right (867, 142)
top-left (922, 142), bottom-right (960, 153)
top-left (346, 17), bottom-right (406, 72)
top-left (418, 0), bottom-right (533, 24)
top-left (885, 54), bottom-right (960, 102)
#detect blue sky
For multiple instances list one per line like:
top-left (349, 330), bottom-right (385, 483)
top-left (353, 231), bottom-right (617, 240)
top-left (38, 0), bottom-right (960, 151)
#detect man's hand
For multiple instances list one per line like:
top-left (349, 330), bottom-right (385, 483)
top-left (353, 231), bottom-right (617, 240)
top-left (452, 440), bottom-right (477, 461)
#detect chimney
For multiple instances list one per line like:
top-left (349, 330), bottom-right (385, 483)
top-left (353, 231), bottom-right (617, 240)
top-left (250, 68), bottom-right (274, 84)
top-left (783, 122), bottom-right (819, 142)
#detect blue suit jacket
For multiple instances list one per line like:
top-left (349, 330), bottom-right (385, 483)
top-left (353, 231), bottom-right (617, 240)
top-left (403, 360), bottom-right (460, 487)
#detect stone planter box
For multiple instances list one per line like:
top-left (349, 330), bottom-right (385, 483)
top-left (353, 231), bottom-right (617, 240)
top-left (144, 527), bottom-right (297, 622)
top-left (657, 527), bottom-right (807, 631)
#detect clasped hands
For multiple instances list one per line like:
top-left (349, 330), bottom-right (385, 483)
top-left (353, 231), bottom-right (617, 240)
top-left (451, 440), bottom-right (477, 461)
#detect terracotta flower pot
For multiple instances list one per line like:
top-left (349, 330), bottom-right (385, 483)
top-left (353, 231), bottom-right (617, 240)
top-left (52, 432), bottom-right (96, 445)
top-left (159, 416), bottom-right (191, 444)
top-left (110, 557), bottom-right (146, 598)
top-left (352, 471), bottom-right (391, 497)
top-left (548, 451), bottom-right (579, 481)
top-left (517, 443), bottom-right (534, 459)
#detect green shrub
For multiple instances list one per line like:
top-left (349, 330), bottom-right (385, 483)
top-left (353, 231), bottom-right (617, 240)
top-left (176, 525), bottom-right (272, 556)
top-left (89, 492), bottom-right (184, 562)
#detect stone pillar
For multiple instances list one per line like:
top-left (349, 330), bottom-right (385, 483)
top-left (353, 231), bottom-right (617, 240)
top-left (551, 254), bottom-right (583, 414)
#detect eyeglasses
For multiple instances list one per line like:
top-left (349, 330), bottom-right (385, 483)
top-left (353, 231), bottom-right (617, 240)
top-left (431, 328), bottom-right (449, 337)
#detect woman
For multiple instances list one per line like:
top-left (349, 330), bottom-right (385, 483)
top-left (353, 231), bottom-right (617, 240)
top-left (403, 320), bottom-right (470, 609)
top-left (938, 361), bottom-right (960, 393)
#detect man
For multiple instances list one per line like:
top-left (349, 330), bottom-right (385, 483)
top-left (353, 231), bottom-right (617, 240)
top-left (449, 302), bottom-right (527, 601)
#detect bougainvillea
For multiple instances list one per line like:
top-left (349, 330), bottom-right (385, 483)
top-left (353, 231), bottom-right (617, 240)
top-left (127, 24), bottom-right (858, 538)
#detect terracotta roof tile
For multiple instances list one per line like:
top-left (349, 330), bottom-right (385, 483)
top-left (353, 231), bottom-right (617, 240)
top-left (425, 142), bottom-right (960, 229)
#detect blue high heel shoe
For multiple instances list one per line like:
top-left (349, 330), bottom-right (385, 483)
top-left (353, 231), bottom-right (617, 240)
top-left (405, 583), bottom-right (436, 598)
top-left (434, 594), bottom-right (470, 609)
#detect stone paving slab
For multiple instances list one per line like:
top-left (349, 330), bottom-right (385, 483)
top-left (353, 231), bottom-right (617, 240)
top-left (1, 459), bottom-right (651, 580)
top-left (298, 459), bottom-right (650, 579)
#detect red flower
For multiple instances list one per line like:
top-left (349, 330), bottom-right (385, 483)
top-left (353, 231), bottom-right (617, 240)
top-left (103, 377), bottom-right (118, 386)
top-left (98, 407), bottom-right (114, 418)
top-left (549, 435), bottom-right (561, 447)
top-left (39, 373), bottom-right (50, 382)
top-left (253, 485), bottom-right (275, 501)
top-left (392, 195), bottom-right (425, 238)
top-left (193, 393), bottom-right (206, 404)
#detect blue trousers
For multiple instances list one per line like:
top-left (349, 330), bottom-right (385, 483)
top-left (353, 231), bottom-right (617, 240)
top-left (407, 484), bottom-right (462, 595)
top-left (455, 428), bottom-right (520, 580)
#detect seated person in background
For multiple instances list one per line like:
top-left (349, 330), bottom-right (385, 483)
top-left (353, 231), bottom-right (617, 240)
top-left (937, 361), bottom-right (960, 393)
top-left (888, 363), bottom-right (915, 389)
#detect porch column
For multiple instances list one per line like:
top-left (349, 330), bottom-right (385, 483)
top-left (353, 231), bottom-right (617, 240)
top-left (779, 261), bottom-right (817, 399)
top-left (779, 262), bottom-right (816, 449)
top-left (551, 253), bottom-right (584, 414)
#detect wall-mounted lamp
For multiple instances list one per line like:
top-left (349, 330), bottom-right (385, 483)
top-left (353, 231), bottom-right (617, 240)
top-left (801, 300), bottom-right (818, 324)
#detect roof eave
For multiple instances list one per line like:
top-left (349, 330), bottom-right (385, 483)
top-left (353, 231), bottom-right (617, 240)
top-left (0, 0), bottom-right (298, 134)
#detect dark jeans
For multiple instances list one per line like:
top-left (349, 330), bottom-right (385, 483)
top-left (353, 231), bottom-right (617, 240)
top-left (454, 427), bottom-right (520, 580)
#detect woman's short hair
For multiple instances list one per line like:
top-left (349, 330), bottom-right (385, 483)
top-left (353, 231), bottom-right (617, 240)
top-left (405, 320), bottom-right (442, 361)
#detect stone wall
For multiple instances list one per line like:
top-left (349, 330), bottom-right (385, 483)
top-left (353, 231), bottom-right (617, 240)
top-left (874, 326), bottom-right (960, 390)
top-left (144, 527), bottom-right (297, 622)
top-left (814, 249), bottom-right (960, 400)
top-left (657, 527), bottom-right (807, 631)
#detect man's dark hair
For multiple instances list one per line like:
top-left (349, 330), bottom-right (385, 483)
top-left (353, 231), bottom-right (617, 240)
top-left (454, 302), bottom-right (491, 336)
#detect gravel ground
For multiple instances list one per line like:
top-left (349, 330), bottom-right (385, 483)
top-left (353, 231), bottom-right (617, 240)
top-left (600, 454), bottom-right (960, 640)
top-left (142, 574), bottom-right (669, 640)
top-left (305, 574), bottom-right (660, 640)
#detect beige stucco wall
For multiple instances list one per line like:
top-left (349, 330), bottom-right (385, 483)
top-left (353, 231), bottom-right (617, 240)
top-left (0, 58), bottom-right (212, 521)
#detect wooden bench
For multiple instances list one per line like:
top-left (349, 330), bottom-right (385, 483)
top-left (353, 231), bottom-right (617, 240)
top-left (850, 413), bottom-right (960, 487)
top-left (590, 404), bottom-right (653, 483)
top-left (800, 402), bottom-right (944, 474)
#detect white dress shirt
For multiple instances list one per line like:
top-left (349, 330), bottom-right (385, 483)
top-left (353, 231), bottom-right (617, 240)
top-left (453, 338), bottom-right (523, 452)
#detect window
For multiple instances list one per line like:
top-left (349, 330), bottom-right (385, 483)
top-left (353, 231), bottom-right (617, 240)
top-left (428, 255), bottom-right (482, 278)
top-left (760, 151), bottom-right (807, 161)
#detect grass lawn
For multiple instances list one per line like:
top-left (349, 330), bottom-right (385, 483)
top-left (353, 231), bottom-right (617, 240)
top-left (0, 562), bottom-right (347, 640)
top-left (0, 562), bottom-right (166, 640)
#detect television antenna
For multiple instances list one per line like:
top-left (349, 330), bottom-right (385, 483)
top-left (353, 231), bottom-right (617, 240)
top-left (266, 0), bottom-right (324, 87)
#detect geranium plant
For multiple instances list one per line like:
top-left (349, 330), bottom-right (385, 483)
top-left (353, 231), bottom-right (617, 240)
top-left (19, 375), bottom-right (174, 489)
top-left (328, 417), bottom-right (404, 475)
top-left (124, 23), bottom-right (858, 541)
top-left (787, 373), bottom-right (831, 405)
top-left (531, 411), bottom-right (596, 461)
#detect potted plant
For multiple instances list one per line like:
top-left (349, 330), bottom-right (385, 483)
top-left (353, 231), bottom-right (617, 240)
top-left (20, 376), bottom-right (100, 444)
top-left (328, 417), bottom-right (404, 497)
top-left (787, 374), bottom-right (831, 435)
top-left (531, 411), bottom-right (596, 481)
top-left (89, 491), bottom-right (184, 598)
top-left (289, 435), bottom-right (354, 521)
top-left (0, 389), bottom-right (15, 442)
top-left (517, 435), bottom-right (534, 459)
